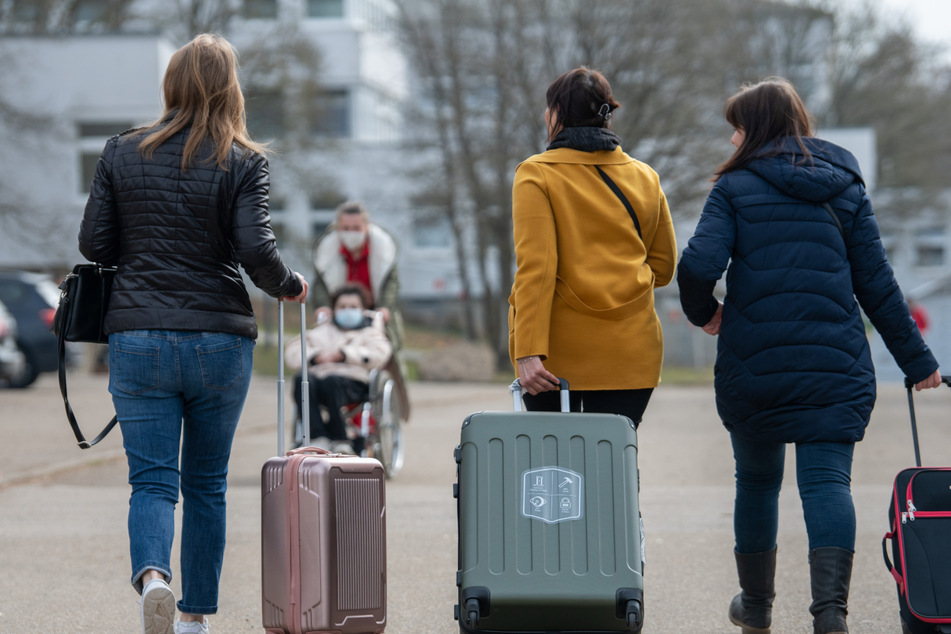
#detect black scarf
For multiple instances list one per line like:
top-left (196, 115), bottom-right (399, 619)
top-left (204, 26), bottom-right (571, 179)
top-left (546, 126), bottom-right (621, 152)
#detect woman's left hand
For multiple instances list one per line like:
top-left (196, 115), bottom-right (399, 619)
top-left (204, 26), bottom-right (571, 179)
top-left (915, 369), bottom-right (942, 391)
top-left (517, 356), bottom-right (560, 395)
top-left (702, 302), bottom-right (723, 335)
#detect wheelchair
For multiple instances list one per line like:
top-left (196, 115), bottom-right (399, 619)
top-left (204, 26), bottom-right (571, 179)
top-left (294, 355), bottom-right (409, 479)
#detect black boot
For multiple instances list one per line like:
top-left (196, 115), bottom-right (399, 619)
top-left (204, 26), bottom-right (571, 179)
top-left (809, 547), bottom-right (853, 634)
top-left (729, 547), bottom-right (776, 634)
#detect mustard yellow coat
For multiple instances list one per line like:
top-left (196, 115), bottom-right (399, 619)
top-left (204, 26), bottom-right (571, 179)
top-left (508, 146), bottom-right (677, 390)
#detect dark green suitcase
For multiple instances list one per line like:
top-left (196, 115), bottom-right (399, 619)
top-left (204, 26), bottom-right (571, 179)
top-left (453, 380), bottom-right (644, 633)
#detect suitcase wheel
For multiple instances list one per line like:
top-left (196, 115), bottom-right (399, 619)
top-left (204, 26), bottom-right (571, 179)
top-left (460, 587), bottom-right (490, 627)
top-left (465, 600), bottom-right (480, 627)
top-left (616, 588), bottom-right (644, 633)
top-left (626, 600), bottom-right (642, 632)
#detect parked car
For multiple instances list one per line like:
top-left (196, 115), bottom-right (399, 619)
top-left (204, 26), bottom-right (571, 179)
top-left (0, 300), bottom-right (26, 384)
top-left (0, 270), bottom-right (62, 388)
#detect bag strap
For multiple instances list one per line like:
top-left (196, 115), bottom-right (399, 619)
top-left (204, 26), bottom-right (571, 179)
top-left (821, 202), bottom-right (845, 242)
top-left (57, 328), bottom-right (117, 449)
top-left (595, 165), bottom-right (642, 239)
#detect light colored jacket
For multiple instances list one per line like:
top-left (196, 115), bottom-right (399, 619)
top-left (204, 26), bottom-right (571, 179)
top-left (311, 222), bottom-right (403, 349)
top-left (285, 312), bottom-right (392, 383)
top-left (312, 223), bottom-right (399, 310)
top-left (508, 146), bottom-right (677, 390)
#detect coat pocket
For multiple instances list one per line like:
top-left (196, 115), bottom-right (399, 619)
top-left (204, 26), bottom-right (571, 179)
top-left (554, 277), bottom-right (653, 320)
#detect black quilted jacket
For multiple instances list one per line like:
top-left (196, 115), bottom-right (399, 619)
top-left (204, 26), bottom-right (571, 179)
top-left (78, 123), bottom-right (302, 340)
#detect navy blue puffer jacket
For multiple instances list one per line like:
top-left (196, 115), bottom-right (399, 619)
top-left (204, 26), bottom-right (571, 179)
top-left (678, 137), bottom-right (937, 443)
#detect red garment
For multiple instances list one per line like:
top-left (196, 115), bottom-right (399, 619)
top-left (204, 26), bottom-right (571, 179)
top-left (340, 242), bottom-right (374, 305)
top-left (911, 304), bottom-right (929, 335)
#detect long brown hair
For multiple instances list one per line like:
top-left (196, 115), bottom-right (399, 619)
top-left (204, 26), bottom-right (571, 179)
top-left (137, 34), bottom-right (267, 170)
top-left (714, 77), bottom-right (815, 181)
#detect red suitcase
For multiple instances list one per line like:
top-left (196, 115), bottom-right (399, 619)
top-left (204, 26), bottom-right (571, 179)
top-left (261, 300), bottom-right (387, 634)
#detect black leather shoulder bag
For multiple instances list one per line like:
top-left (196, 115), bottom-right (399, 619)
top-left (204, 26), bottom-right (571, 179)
top-left (51, 264), bottom-right (118, 448)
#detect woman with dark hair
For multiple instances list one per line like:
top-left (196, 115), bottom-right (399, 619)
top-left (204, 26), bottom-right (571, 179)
top-left (79, 33), bottom-right (308, 634)
top-left (677, 77), bottom-right (941, 634)
top-left (510, 66), bottom-right (677, 425)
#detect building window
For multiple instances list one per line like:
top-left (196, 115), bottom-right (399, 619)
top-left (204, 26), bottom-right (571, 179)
top-left (916, 245), bottom-right (945, 267)
top-left (413, 216), bottom-right (452, 249)
top-left (80, 152), bottom-right (102, 193)
top-left (914, 226), bottom-right (946, 267)
top-left (311, 89), bottom-right (350, 138)
top-left (307, 0), bottom-right (344, 18)
top-left (271, 223), bottom-right (289, 248)
top-left (312, 221), bottom-right (331, 237)
top-left (309, 192), bottom-right (346, 211)
top-left (77, 120), bottom-right (135, 193)
top-left (78, 121), bottom-right (133, 137)
top-left (243, 0), bottom-right (278, 19)
top-left (10, 0), bottom-right (43, 23)
top-left (245, 88), bottom-right (284, 140)
top-left (72, 0), bottom-right (109, 23)
top-left (269, 194), bottom-right (286, 213)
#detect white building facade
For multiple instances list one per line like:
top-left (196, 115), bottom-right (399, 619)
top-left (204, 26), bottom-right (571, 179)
top-left (224, 0), bottom-right (460, 303)
top-left (0, 0), bottom-right (461, 306)
top-left (0, 34), bottom-right (173, 269)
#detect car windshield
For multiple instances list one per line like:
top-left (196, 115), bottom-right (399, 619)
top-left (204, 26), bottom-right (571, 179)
top-left (33, 277), bottom-right (61, 308)
top-left (0, 301), bottom-right (14, 331)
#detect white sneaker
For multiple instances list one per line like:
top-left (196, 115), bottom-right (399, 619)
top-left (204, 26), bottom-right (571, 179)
top-left (140, 578), bottom-right (176, 634)
top-left (174, 619), bottom-right (209, 634)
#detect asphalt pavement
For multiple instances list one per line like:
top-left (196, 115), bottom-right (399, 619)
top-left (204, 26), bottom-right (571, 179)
top-left (1, 369), bottom-right (949, 633)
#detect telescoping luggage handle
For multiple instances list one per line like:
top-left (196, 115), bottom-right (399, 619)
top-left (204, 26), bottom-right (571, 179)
top-left (903, 375), bottom-right (951, 467)
top-left (277, 299), bottom-right (310, 456)
top-left (510, 377), bottom-right (570, 412)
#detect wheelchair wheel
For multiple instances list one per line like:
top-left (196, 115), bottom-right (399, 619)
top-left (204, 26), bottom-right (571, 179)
top-left (374, 375), bottom-right (404, 478)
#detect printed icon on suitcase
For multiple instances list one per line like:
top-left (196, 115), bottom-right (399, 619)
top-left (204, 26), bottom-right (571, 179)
top-left (521, 467), bottom-right (583, 523)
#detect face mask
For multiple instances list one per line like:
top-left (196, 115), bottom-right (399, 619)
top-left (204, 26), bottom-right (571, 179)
top-left (334, 308), bottom-right (365, 330)
top-left (339, 230), bottom-right (367, 251)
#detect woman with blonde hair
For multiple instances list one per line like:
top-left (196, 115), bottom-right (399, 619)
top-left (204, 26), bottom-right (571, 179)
top-left (678, 77), bottom-right (940, 634)
top-left (79, 33), bottom-right (307, 634)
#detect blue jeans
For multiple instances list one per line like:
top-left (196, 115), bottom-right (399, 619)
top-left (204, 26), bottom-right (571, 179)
top-left (109, 330), bottom-right (254, 615)
top-left (731, 433), bottom-right (856, 554)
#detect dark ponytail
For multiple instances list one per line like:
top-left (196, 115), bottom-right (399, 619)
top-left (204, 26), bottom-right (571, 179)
top-left (546, 67), bottom-right (620, 130)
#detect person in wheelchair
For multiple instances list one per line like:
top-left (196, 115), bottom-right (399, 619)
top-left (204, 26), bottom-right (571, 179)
top-left (285, 284), bottom-right (392, 454)
top-left (311, 201), bottom-right (404, 352)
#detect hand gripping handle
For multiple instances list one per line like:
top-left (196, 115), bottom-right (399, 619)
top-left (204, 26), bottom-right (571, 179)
top-left (510, 377), bottom-right (570, 412)
top-left (902, 374), bottom-right (951, 467)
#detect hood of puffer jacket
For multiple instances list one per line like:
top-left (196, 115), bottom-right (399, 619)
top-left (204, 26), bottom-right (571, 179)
top-left (745, 137), bottom-right (865, 203)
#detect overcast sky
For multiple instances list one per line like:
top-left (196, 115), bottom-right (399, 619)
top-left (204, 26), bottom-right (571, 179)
top-left (874, 0), bottom-right (951, 57)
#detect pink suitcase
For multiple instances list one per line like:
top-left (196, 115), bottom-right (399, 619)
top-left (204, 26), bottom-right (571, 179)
top-left (261, 300), bottom-right (387, 634)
